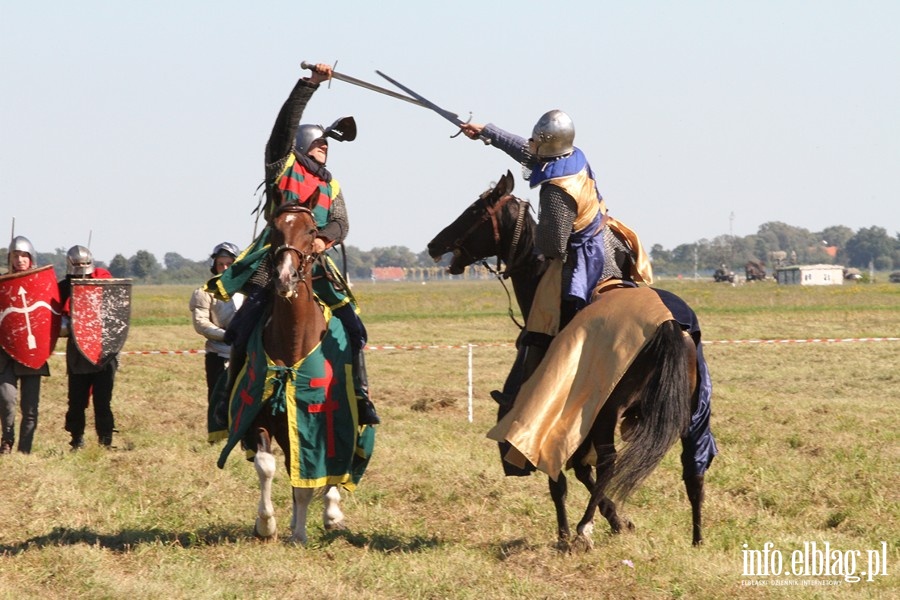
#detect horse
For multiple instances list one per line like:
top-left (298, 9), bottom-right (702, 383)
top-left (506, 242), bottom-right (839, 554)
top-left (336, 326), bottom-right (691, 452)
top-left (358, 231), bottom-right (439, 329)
top-left (427, 171), bottom-right (715, 550)
top-left (217, 195), bottom-right (373, 545)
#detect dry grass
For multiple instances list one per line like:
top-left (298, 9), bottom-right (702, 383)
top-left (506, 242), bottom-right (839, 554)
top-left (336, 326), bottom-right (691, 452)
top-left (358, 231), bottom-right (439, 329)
top-left (0, 279), bottom-right (897, 599)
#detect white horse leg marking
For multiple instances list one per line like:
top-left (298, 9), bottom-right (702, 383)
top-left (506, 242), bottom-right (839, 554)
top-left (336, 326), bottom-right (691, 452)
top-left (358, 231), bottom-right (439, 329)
top-left (322, 484), bottom-right (346, 530)
top-left (254, 450), bottom-right (278, 540)
top-left (574, 521), bottom-right (595, 551)
top-left (290, 487), bottom-right (314, 545)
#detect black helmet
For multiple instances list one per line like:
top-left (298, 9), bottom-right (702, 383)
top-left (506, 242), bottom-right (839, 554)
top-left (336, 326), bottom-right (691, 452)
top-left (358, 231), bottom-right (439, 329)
top-left (294, 116), bottom-right (357, 156)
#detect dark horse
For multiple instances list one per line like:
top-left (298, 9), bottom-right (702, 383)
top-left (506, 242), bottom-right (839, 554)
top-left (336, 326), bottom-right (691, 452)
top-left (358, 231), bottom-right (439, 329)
top-left (427, 171), bottom-right (715, 549)
top-left (219, 195), bottom-right (366, 544)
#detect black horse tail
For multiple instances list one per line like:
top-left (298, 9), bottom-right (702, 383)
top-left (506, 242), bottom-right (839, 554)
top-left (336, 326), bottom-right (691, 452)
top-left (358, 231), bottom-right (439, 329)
top-left (606, 320), bottom-right (692, 503)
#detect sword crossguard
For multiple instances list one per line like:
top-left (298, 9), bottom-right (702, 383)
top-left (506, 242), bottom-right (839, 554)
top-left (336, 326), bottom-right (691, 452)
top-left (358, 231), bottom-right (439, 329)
top-left (328, 59), bottom-right (338, 89)
top-left (450, 113), bottom-right (473, 138)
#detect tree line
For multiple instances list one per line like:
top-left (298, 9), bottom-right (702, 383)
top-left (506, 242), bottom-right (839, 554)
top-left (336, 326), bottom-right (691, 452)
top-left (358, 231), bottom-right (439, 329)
top-left (3, 221), bottom-right (897, 283)
top-left (649, 222), bottom-right (899, 277)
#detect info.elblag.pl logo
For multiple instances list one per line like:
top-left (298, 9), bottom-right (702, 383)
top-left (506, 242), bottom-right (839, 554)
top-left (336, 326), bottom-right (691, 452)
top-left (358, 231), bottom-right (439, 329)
top-left (741, 541), bottom-right (890, 586)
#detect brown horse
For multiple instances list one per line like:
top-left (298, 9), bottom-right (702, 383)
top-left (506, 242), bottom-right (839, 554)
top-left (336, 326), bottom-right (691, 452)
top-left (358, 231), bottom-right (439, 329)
top-left (427, 171), bottom-right (715, 549)
top-left (243, 198), bottom-right (354, 544)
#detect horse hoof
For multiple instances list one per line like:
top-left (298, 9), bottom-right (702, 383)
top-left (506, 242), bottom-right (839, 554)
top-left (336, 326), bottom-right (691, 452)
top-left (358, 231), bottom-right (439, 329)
top-left (571, 533), bottom-right (594, 552)
top-left (253, 529), bottom-right (278, 542)
top-left (254, 518), bottom-right (278, 541)
top-left (611, 518), bottom-right (635, 534)
top-left (324, 520), bottom-right (348, 532)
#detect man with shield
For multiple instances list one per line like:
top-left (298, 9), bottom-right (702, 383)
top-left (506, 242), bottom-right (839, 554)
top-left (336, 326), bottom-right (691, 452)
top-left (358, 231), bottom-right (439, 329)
top-left (58, 245), bottom-right (130, 450)
top-left (0, 236), bottom-right (60, 454)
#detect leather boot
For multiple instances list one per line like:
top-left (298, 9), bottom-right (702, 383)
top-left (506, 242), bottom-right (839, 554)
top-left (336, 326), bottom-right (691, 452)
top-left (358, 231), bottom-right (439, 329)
top-left (0, 427), bottom-right (13, 455)
top-left (70, 434), bottom-right (85, 451)
top-left (99, 433), bottom-right (113, 448)
top-left (490, 344), bottom-right (547, 409)
top-left (224, 286), bottom-right (269, 397)
top-left (353, 352), bottom-right (380, 425)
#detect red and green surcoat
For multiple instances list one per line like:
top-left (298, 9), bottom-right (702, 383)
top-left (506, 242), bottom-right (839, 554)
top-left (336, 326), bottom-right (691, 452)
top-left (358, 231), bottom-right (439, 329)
top-left (270, 154), bottom-right (336, 229)
top-left (273, 158), bottom-right (352, 309)
top-left (208, 156), bottom-right (351, 310)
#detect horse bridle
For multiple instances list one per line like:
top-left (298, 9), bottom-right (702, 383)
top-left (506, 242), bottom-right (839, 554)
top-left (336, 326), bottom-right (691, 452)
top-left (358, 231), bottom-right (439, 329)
top-left (451, 192), bottom-right (530, 329)
top-left (271, 205), bottom-right (319, 285)
top-left (451, 193), bottom-right (521, 268)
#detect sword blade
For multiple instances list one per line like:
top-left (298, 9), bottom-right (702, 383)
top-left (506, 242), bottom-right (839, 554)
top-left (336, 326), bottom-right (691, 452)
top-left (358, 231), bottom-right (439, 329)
top-left (375, 70), bottom-right (463, 127)
top-left (332, 71), bottom-right (429, 107)
top-left (300, 61), bottom-right (426, 107)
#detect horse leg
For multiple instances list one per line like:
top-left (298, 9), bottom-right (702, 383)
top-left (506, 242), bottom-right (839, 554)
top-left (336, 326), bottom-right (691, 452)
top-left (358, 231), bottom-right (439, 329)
top-left (571, 450), bottom-right (622, 551)
top-left (684, 473), bottom-right (705, 546)
top-left (322, 484), bottom-right (347, 531)
top-left (568, 461), bottom-right (599, 544)
top-left (253, 428), bottom-right (278, 540)
top-left (585, 448), bottom-right (634, 533)
top-left (548, 474), bottom-right (570, 548)
top-left (289, 487), bottom-right (314, 545)
top-left (574, 420), bottom-right (634, 549)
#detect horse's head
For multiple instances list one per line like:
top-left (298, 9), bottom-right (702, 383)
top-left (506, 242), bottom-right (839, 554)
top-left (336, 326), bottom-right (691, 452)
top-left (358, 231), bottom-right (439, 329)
top-left (268, 192), bottom-right (320, 299)
top-left (427, 170), bottom-right (522, 275)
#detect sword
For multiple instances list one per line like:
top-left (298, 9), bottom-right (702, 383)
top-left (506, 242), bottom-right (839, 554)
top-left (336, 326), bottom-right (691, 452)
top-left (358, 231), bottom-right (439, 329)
top-left (301, 61), bottom-right (426, 108)
top-left (375, 70), bottom-right (474, 138)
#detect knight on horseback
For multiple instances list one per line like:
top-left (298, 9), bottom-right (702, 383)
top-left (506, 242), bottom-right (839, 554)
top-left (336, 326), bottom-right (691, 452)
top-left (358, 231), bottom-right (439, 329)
top-left (208, 62), bottom-right (380, 428)
top-left (459, 113), bottom-right (653, 408)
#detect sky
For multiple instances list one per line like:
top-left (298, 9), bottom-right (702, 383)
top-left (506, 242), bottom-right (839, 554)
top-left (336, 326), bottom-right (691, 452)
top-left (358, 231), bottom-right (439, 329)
top-left (2, 1), bottom-right (898, 265)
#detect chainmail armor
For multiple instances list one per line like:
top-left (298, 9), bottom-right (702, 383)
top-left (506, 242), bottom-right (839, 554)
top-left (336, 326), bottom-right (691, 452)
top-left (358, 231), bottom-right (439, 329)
top-left (535, 184), bottom-right (577, 260)
top-left (319, 189), bottom-right (349, 244)
top-left (248, 253), bottom-right (272, 290)
top-left (600, 224), bottom-right (633, 282)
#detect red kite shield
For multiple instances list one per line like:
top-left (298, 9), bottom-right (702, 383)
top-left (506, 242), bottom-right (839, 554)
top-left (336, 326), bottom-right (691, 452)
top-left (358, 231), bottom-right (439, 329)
top-left (70, 279), bottom-right (132, 366)
top-left (0, 265), bottom-right (62, 369)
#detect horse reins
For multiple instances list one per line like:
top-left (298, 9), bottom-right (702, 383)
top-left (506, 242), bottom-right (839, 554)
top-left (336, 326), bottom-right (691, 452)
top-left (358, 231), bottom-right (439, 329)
top-left (450, 193), bottom-right (515, 263)
top-left (271, 205), bottom-right (319, 286)
top-left (272, 243), bottom-right (318, 281)
top-left (465, 193), bottom-right (531, 330)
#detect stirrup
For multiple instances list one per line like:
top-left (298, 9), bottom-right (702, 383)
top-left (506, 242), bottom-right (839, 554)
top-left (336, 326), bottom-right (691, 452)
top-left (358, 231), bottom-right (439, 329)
top-left (490, 389), bottom-right (514, 409)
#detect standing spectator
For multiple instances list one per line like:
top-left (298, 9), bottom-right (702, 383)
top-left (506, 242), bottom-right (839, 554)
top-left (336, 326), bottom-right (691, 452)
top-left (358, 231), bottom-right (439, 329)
top-left (189, 242), bottom-right (241, 424)
top-left (58, 245), bottom-right (118, 449)
top-left (0, 236), bottom-right (50, 454)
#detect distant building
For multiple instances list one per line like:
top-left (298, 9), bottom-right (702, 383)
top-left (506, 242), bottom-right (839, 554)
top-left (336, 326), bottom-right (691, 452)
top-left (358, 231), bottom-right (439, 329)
top-left (775, 264), bottom-right (844, 286)
top-left (371, 267), bottom-right (406, 281)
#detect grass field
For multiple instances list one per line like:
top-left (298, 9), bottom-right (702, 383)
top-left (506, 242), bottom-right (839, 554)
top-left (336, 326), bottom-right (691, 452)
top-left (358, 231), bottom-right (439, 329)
top-left (1, 279), bottom-right (897, 599)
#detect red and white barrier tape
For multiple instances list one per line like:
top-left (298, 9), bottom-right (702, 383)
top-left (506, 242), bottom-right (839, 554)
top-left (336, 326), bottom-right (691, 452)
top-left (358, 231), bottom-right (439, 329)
top-left (48, 336), bottom-right (899, 357)
top-left (702, 337), bottom-right (900, 345)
